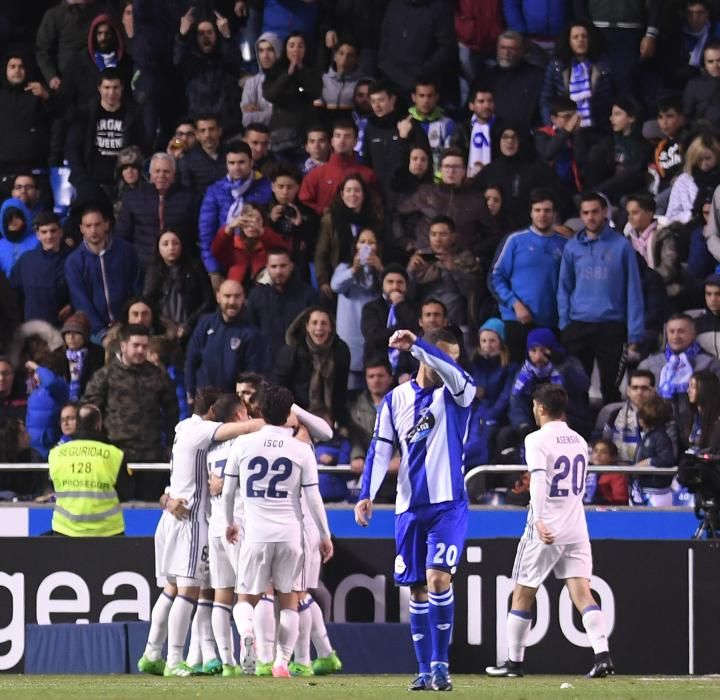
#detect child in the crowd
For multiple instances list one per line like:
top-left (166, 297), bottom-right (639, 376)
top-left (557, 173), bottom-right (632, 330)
top-left (316, 411), bottom-right (353, 502)
top-left (509, 328), bottom-right (564, 435)
top-left (651, 96), bottom-right (686, 214)
top-left (632, 395), bottom-right (676, 507)
top-left (585, 438), bottom-right (628, 506)
top-left (25, 350), bottom-right (69, 460)
top-left (61, 311), bottom-right (105, 400)
top-left (408, 78), bottom-right (456, 175)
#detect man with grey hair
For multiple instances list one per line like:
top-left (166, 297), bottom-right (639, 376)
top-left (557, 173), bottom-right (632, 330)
top-left (485, 30), bottom-right (543, 125)
top-left (116, 151), bottom-right (196, 269)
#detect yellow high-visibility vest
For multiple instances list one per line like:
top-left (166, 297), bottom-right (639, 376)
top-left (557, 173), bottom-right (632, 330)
top-left (48, 439), bottom-right (124, 537)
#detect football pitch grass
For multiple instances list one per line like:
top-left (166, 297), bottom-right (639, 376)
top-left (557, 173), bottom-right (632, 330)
top-left (3, 675), bottom-right (720, 699)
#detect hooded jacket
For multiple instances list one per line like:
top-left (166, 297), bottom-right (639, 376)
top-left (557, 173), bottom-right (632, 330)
top-left (62, 13), bottom-right (134, 108)
top-left (27, 365), bottom-right (69, 460)
top-left (198, 172), bottom-right (273, 273)
top-left (558, 224), bottom-right (645, 343)
top-left (0, 57), bottom-right (52, 169)
top-left (273, 308), bottom-right (351, 426)
top-left (241, 32), bottom-right (283, 128)
top-left (0, 198), bottom-right (38, 278)
top-left (321, 66), bottom-right (362, 110)
top-left (64, 235), bottom-right (142, 339)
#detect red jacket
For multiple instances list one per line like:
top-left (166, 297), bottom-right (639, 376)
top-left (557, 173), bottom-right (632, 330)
top-left (455, 0), bottom-right (504, 54)
top-left (299, 152), bottom-right (379, 215)
top-left (211, 226), bottom-right (290, 284)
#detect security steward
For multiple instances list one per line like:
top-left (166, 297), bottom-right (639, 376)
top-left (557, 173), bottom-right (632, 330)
top-left (48, 404), bottom-right (126, 536)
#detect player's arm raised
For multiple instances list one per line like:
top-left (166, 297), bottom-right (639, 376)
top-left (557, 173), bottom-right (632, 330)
top-left (525, 440), bottom-right (554, 544)
top-left (390, 330), bottom-right (475, 407)
top-left (214, 417), bottom-right (265, 442)
top-left (300, 446), bottom-right (334, 562)
top-left (292, 403), bottom-right (333, 441)
top-left (355, 396), bottom-right (395, 526)
top-left (221, 449), bottom-right (241, 543)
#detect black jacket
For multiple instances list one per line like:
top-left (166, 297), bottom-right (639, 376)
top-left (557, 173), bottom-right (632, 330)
top-left (115, 182), bottom-right (197, 268)
top-left (485, 61), bottom-right (544, 126)
top-left (361, 296), bottom-right (417, 374)
top-left (263, 58), bottom-right (323, 135)
top-left (178, 145), bottom-right (227, 199)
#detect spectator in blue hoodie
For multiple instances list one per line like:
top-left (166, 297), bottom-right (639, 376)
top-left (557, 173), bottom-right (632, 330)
top-left (25, 350), bottom-right (69, 460)
top-left (0, 197), bottom-right (37, 279)
top-left (558, 191), bottom-right (644, 404)
top-left (198, 141), bottom-right (272, 276)
top-left (10, 212), bottom-right (71, 327)
top-left (502, 0), bottom-right (569, 54)
top-left (64, 203), bottom-right (142, 344)
top-left (489, 188), bottom-right (567, 363)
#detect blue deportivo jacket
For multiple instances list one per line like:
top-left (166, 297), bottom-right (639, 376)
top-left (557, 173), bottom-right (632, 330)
top-left (558, 224), bottom-right (645, 343)
top-left (185, 311), bottom-right (264, 396)
top-left (489, 228), bottom-right (566, 327)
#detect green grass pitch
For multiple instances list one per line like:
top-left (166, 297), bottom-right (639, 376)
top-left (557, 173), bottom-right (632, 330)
top-left (3, 675), bottom-right (720, 699)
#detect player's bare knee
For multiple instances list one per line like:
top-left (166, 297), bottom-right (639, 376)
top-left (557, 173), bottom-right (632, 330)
top-left (566, 577), bottom-right (595, 611)
top-left (214, 587), bottom-right (234, 605)
top-left (410, 583), bottom-right (428, 601)
top-left (163, 582), bottom-right (178, 598)
top-left (278, 591), bottom-right (298, 609)
top-left (511, 584), bottom-right (537, 610)
top-left (426, 569), bottom-right (451, 592)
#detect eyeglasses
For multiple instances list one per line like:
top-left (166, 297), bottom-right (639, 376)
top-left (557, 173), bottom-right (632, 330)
top-left (175, 130), bottom-right (194, 138)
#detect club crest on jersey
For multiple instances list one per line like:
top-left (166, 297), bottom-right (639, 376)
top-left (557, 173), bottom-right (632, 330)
top-left (394, 555), bottom-right (407, 575)
top-left (230, 337), bottom-right (241, 350)
top-left (406, 410), bottom-right (435, 443)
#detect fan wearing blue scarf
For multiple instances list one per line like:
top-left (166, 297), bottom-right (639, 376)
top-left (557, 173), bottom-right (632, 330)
top-left (512, 328), bottom-right (564, 397)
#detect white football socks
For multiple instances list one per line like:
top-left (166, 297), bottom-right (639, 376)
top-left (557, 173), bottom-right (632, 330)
top-left (507, 610), bottom-right (532, 663)
top-left (212, 602), bottom-right (235, 665)
top-left (294, 595), bottom-right (313, 666)
top-left (582, 606), bottom-right (609, 654)
top-left (143, 591), bottom-right (173, 661)
top-left (309, 598), bottom-right (332, 658)
top-left (275, 608), bottom-right (299, 667)
top-left (166, 595), bottom-right (195, 667)
top-left (254, 595), bottom-right (277, 664)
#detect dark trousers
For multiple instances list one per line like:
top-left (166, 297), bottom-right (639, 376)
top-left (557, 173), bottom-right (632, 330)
top-left (505, 321), bottom-right (560, 366)
top-left (561, 320), bottom-right (626, 404)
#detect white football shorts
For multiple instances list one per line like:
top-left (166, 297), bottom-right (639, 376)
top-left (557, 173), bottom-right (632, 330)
top-left (236, 541), bottom-right (304, 595)
top-left (155, 511), bottom-right (209, 587)
top-left (512, 538), bottom-right (593, 589)
top-left (209, 535), bottom-right (240, 589)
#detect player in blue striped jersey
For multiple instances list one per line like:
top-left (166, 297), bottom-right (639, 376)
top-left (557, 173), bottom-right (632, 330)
top-left (355, 328), bottom-right (475, 692)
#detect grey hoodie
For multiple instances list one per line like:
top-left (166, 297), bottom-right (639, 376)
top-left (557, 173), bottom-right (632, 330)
top-left (241, 32), bottom-right (283, 128)
top-left (321, 66), bottom-right (363, 110)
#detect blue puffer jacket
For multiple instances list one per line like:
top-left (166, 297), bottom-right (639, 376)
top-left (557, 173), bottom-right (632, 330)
top-left (0, 198), bottom-right (37, 278)
top-left (27, 366), bottom-right (69, 460)
top-left (502, 0), bottom-right (569, 37)
top-left (198, 173), bottom-right (273, 273)
top-left (262, 0), bottom-right (319, 43)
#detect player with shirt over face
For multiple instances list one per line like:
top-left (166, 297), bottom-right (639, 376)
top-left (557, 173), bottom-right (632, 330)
top-left (222, 385), bottom-right (333, 678)
top-left (138, 387), bottom-right (265, 677)
top-left (486, 384), bottom-right (614, 679)
top-left (355, 328), bottom-right (476, 692)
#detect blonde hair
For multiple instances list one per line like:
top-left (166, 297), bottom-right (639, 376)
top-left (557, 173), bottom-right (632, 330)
top-left (475, 330), bottom-right (511, 367)
top-left (684, 134), bottom-right (720, 174)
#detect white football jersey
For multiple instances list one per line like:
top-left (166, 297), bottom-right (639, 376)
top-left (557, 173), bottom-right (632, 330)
top-left (169, 415), bottom-right (222, 520)
top-left (225, 425), bottom-right (319, 543)
top-left (523, 420), bottom-right (589, 545)
top-left (207, 437), bottom-right (245, 538)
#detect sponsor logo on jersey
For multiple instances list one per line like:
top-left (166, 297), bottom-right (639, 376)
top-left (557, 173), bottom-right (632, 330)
top-left (406, 410), bottom-right (435, 444)
top-left (394, 554), bottom-right (407, 575)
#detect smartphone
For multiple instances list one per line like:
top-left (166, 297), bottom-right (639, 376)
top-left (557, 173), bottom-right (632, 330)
top-left (358, 243), bottom-right (372, 264)
top-left (420, 252), bottom-right (437, 262)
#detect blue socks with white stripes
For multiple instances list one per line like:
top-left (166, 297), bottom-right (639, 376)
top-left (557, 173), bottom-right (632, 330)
top-left (409, 599), bottom-right (432, 674)
top-left (427, 588), bottom-right (454, 665)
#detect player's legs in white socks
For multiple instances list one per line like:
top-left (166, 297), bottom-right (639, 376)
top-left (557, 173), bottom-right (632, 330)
top-left (582, 605), bottom-right (609, 655)
top-left (143, 587), bottom-right (175, 661)
top-left (195, 595), bottom-right (217, 664)
top-left (506, 609), bottom-right (533, 662)
top-left (212, 589), bottom-right (235, 666)
top-left (309, 596), bottom-right (332, 658)
top-left (166, 591), bottom-right (198, 667)
top-left (233, 600), bottom-right (255, 640)
top-left (254, 592), bottom-right (277, 664)
top-left (293, 593), bottom-right (313, 666)
top-left (186, 608), bottom-right (203, 667)
top-left (275, 601), bottom-right (299, 668)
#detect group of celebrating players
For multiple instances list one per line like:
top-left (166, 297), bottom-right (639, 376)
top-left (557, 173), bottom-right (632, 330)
top-left (136, 328), bottom-right (614, 690)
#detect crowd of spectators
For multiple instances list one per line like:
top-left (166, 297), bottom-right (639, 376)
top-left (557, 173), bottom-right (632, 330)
top-left (4, 1), bottom-right (720, 509)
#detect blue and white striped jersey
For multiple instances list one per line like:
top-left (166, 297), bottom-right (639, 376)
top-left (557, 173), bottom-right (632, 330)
top-left (359, 338), bottom-right (475, 514)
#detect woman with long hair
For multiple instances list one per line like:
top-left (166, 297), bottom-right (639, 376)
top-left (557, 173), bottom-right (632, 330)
top-left (687, 369), bottom-right (720, 449)
top-left (331, 227), bottom-right (384, 388)
top-left (315, 174), bottom-right (379, 298)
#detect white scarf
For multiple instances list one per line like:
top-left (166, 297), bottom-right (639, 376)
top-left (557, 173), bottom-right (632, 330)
top-left (467, 116), bottom-right (492, 177)
top-left (569, 60), bottom-right (592, 127)
top-left (225, 175), bottom-right (255, 225)
top-left (687, 22), bottom-right (710, 67)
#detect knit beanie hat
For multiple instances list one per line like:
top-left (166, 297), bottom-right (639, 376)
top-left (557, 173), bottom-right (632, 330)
top-left (479, 318), bottom-right (505, 342)
top-left (61, 311), bottom-right (90, 340)
top-left (527, 328), bottom-right (560, 352)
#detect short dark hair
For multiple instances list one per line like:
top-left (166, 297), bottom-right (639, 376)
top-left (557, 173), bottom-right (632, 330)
top-left (270, 164), bottom-right (302, 183)
top-left (211, 393), bottom-right (244, 422)
top-left (413, 76), bottom-right (439, 92)
top-left (530, 188), bottom-right (556, 208)
top-left (120, 323), bottom-right (150, 341)
top-left (549, 96), bottom-right (577, 116)
top-left (704, 39), bottom-right (720, 55)
top-left (245, 122), bottom-right (270, 135)
top-left (579, 191), bottom-right (607, 208)
top-left (423, 328), bottom-right (459, 347)
top-left (80, 203), bottom-right (110, 221)
top-left (194, 113), bottom-right (220, 127)
top-left (637, 395), bottom-right (671, 430)
top-left (626, 192), bottom-right (656, 214)
top-left (468, 83), bottom-right (494, 102)
top-left (97, 67), bottom-right (123, 85)
top-left (657, 95), bottom-right (683, 115)
top-left (429, 215), bottom-right (455, 232)
top-left (629, 368), bottom-right (656, 387)
top-left (236, 372), bottom-right (263, 387)
top-left (333, 120), bottom-right (359, 137)
top-left (227, 141), bottom-right (252, 159)
top-left (368, 80), bottom-right (395, 97)
top-left (364, 356), bottom-right (393, 374)
top-left (260, 385), bottom-right (294, 426)
top-left (77, 403), bottom-right (102, 432)
top-left (592, 438), bottom-right (618, 458)
top-left (194, 386), bottom-right (224, 415)
top-left (612, 96), bottom-right (638, 119)
top-left (421, 298), bottom-right (448, 316)
top-left (266, 247), bottom-right (292, 260)
top-left (33, 211), bottom-right (61, 229)
top-left (439, 147), bottom-right (466, 165)
top-left (533, 384), bottom-right (568, 419)
top-left (305, 124), bottom-right (330, 140)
